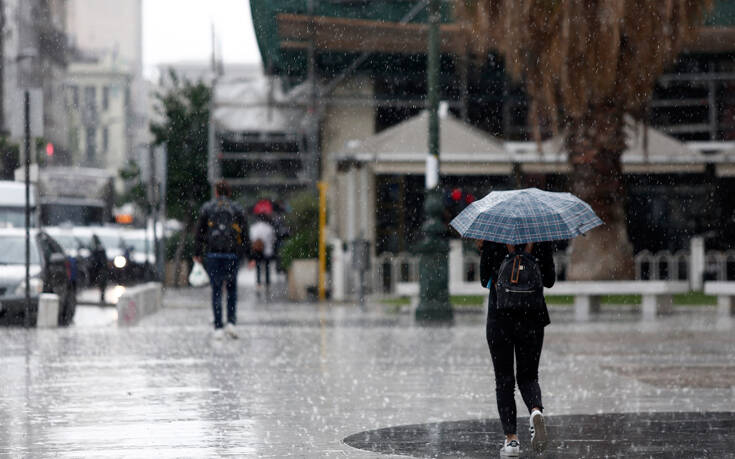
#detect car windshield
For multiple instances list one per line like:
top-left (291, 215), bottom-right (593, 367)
top-left (0, 207), bottom-right (35, 228)
top-left (51, 234), bottom-right (80, 252)
top-left (0, 236), bottom-right (40, 265)
top-left (123, 237), bottom-right (152, 254)
top-left (80, 233), bottom-right (122, 250)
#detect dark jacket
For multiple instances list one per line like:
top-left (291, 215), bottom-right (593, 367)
top-left (480, 241), bottom-right (556, 327)
top-left (194, 197), bottom-right (249, 258)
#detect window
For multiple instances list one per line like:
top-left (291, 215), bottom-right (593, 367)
top-left (84, 86), bottom-right (96, 108)
top-left (69, 128), bottom-right (79, 151)
top-left (102, 86), bottom-right (110, 111)
top-left (84, 86), bottom-right (96, 120)
top-left (85, 127), bottom-right (96, 162)
top-left (69, 85), bottom-right (79, 107)
top-left (103, 126), bottom-right (109, 152)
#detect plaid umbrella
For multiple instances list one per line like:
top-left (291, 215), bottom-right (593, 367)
top-left (449, 188), bottom-right (603, 244)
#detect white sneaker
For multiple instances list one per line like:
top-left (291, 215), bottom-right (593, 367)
top-left (499, 439), bottom-right (519, 457)
top-left (212, 328), bottom-right (225, 340)
top-left (224, 323), bottom-right (239, 339)
top-left (530, 409), bottom-right (548, 453)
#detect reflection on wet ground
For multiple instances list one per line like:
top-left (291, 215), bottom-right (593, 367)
top-left (0, 280), bottom-right (733, 457)
top-left (344, 411), bottom-right (735, 458)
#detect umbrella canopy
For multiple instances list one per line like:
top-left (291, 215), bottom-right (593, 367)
top-left (450, 188), bottom-right (603, 244)
top-left (253, 199), bottom-right (273, 216)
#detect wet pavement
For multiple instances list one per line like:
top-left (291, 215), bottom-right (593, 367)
top-left (1, 268), bottom-right (734, 457)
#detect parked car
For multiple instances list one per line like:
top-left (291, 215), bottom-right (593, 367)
top-left (72, 226), bottom-right (157, 285)
top-left (120, 228), bottom-right (158, 283)
top-left (45, 226), bottom-right (94, 289)
top-left (0, 229), bottom-right (77, 326)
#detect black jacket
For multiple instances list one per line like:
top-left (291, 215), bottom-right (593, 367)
top-left (480, 241), bottom-right (556, 327)
top-left (194, 198), bottom-right (249, 258)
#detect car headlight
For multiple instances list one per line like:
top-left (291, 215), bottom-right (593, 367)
top-left (113, 255), bottom-right (127, 269)
top-left (15, 277), bottom-right (44, 296)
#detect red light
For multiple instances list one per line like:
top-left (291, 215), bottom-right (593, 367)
top-left (45, 143), bottom-right (54, 157)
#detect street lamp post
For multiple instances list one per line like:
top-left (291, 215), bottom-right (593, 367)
top-left (18, 48), bottom-right (37, 328)
top-left (415, 0), bottom-right (452, 321)
top-left (23, 89), bottom-right (31, 327)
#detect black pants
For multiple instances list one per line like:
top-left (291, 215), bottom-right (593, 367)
top-left (205, 254), bottom-right (239, 329)
top-left (487, 313), bottom-right (545, 435)
top-left (256, 258), bottom-right (270, 286)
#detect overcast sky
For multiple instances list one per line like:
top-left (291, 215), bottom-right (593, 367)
top-left (142, 0), bottom-right (261, 76)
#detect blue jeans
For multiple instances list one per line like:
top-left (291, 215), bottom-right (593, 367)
top-left (205, 253), bottom-right (239, 329)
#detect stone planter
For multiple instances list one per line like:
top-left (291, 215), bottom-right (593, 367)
top-left (287, 259), bottom-right (318, 302)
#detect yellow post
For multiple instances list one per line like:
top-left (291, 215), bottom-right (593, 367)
top-left (317, 181), bottom-right (327, 301)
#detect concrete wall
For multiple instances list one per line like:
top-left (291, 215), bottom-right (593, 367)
top-left (321, 76), bottom-right (375, 242)
top-left (117, 282), bottom-right (163, 326)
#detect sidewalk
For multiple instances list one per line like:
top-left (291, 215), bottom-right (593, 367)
top-left (0, 274), bottom-right (733, 457)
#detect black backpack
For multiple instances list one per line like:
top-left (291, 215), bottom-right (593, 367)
top-left (495, 244), bottom-right (545, 310)
top-left (206, 200), bottom-right (241, 253)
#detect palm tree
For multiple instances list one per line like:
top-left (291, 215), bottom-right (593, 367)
top-left (456, 0), bottom-right (713, 279)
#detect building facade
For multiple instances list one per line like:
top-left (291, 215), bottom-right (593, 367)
top-left (1, 0), bottom-right (70, 169)
top-left (245, 1), bottom-right (735, 295)
top-left (64, 52), bottom-right (131, 178)
top-left (65, 0), bottom-right (146, 169)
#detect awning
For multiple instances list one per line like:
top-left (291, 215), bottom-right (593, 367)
top-left (340, 110), bottom-right (511, 174)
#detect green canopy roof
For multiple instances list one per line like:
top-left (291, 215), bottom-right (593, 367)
top-left (251, 0), bottom-right (735, 79)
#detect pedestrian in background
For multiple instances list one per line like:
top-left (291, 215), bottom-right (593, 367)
top-left (249, 215), bottom-right (276, 293)
top-left (194, 180), bottom-right (249, 340)
top-left (270, 201), bottom-right (290, 273)
top-left (90, 234), bottom-right (108, 304)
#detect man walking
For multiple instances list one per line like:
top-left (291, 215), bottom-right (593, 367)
top-left (194, 181), bottom-right (249, 339)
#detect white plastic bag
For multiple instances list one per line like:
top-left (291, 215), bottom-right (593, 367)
top-left (189, 261), bottom-right (210, 288)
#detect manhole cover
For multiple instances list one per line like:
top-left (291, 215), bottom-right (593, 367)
top-left (343, 412), bottom-right (735, 458)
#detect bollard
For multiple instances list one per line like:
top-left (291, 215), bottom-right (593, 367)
top-left (37, 293), bottom-right (59, 328)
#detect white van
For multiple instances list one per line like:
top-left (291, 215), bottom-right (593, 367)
top-left (0, 181), bottom-right (37, 228)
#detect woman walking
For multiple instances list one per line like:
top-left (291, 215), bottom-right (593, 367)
top-left (450, 187), bottom-right (603, 457)
top-left (479, 240), bottom-right (554, 456)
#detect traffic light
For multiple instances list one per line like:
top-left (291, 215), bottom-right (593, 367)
top-left (45, 142), bottom-right (54, 157)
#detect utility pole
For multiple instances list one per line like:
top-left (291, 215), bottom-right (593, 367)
top-left (23, 90), bottom-right (30, 327)
top-left (306, 0), bottom-right (319, 183)
top-left (415, 0), bottom-right (452, 321)
top-left (0, 0), bottom-right (5, 134)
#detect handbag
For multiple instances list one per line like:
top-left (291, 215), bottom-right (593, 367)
top-left (188, 261), bottom-right (210, 288)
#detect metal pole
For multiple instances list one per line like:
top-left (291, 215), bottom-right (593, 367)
top-left (150, 144), bottom-right (159, 280)
top-left (24, 90), bottom-right (31, 327)
top-left (416, 0), bottom-right (451, 321)
top-left (427, 0), bottom-right (439, 182)
top-left (318, 181), bottom-right (327, 300)
top-left (207, 76), bottom-right (218, 197)
top-left (306, 0), bottom-right (319, 183)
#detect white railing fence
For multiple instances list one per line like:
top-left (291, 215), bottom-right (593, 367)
top-left (371, 246), bottom-right (735, 295)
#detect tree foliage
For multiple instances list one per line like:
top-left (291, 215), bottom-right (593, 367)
top-left (279, 191), bottom-right (319, 270)
top-left (456, 0), bottom-right (713, 129)
top-left (117, 160), bottom-right (148, 211)
top-left (455, 0), bottom-right (713, 279)
top-left (150, 71), bottom-right (211, 224)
